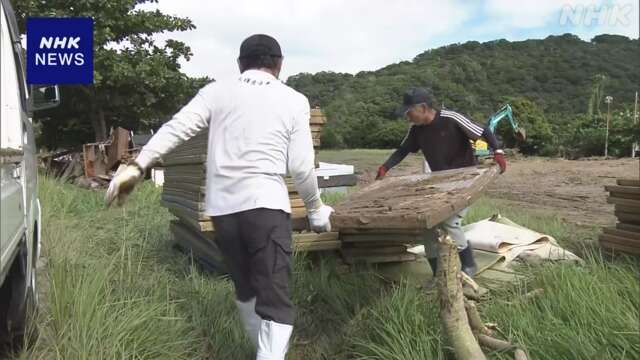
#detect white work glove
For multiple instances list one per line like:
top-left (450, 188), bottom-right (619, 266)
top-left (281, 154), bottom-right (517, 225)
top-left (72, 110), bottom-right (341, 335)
top-left (307, 204), bottom-right (334, 233)
top-left (105, 164), bottom-right (144, 207)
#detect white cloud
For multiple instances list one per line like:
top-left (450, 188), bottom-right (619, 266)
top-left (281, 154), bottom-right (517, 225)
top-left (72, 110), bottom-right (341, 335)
top-left (482, 0), bottom-right (638, 39)
top-left (138, 0), bottom-right (471, 81)
top-left (138, 0), bottom-right (638, 81)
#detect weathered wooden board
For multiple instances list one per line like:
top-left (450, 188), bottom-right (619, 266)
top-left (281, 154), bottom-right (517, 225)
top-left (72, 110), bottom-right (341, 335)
top-left (163, 154), bottom-right (207, 166)
top-left (617, 179), bottom-right (640, 187)
top-left (162, 200), bottom-right (209, 221)
top-left (163, 183), bottom-right (206, 194)
top-left (163, 189), bottom-right (205, 203)
top-left (602, 227), bottom-right (640, 241)
top-left (164, 164), bottom-right (207, 176)
top-left (333, 165), bottom-right (500, 230)
top-left (341, 233), bottom-right (423, 244)
top-left (168, 207), bottom-right (213, 232)
top-left (341, 245), bottom-right (410, 257)
top-left (615, 211), bottom-right (640, 225)
top-left (342, 253), bottom-right (417, 265)
top-left (617, 222), bottom-right (640, 233)
top-left (599, 235), bottom-right (640, 255)
top-left (608, 197), bottom-right (640, 210)
top-left (170, 220), bottom-right (225, 270)
top-left (293, 232), bottom-right (339, 243)
top-left (605, 185), bottom-right (640, 194)
top-left (163, 175), bottom-right (206, 186)
top-left (615, 204), bottom-right (640, 214)
top-left (162, 194), bottom-right (206, 211)
top-left (609, 192), bottom-right (640, 201)
top-left (295, 241), bottom-right (341, 252)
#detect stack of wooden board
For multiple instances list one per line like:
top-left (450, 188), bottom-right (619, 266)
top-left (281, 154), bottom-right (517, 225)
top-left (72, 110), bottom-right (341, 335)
top-left (599, 178), bottom-right (640, 255)
top-left (340, 229), bottom-right (421, 264)
top-left (310, 108), bottom-right (325, 167)
top-left (161, 108), bottom-right (339, 271)
top-left (333, 165), bottom-right (500, 264)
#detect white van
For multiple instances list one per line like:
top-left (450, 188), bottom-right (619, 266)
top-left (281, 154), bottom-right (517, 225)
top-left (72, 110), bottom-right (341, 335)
top-left (0, 0), bottom-right (59, 350)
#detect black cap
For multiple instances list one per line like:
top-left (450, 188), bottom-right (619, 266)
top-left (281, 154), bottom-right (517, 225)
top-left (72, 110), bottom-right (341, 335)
top-left (395, 87), bottom-right (437, 117)
top-left (239, 34), bottom-right (282, 59)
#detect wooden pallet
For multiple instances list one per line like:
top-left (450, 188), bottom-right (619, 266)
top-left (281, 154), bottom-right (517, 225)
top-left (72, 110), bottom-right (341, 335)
top-left (333, 165), bottom-right (499, 231)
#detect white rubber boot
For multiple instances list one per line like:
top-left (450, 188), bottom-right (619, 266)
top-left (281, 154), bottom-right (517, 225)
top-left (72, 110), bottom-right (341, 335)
top-left (256, 320), bottom-right (293, 360)
top-left (235, 298), bottom-right (260, 347)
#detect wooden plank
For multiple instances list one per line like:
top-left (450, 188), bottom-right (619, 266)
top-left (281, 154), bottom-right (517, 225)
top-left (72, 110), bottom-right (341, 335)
top-left (599, 235), bottom-right (640, 255)
top-left (163, 183), bottom-right (206, 194)
top-left (615, 212), bottom-right (640, 225)
top-left (292, 232), bottom-right (340, 243)
top-left (170, 221), bottom-right (226, 270)
top-left (607, 197), bottom-right (640, 209)
top-left (341, 233), bottom-right (423, 243)
top-left (294, 240), bottom-right (341, 252)
top-left (163, 175), bottom-right (206, 186)
top-left (615, 204), bottom-right (640, 214)
top-left (161, 194), bottom-right (206, 211)
top-left (164, 164), bottom-right (207, 175)
top-left (342, 253), bottom-right (417, 264)
top-left (163, 189), bottom-right (205, 203)
top-left (163, 154), bottom-right (207, 166)
top-left (605, 185), bottom-right (640, 194)
top-left (161, 200), bottom-right (209, 220)
top-left (341, 245), bottom-right (410, 256)
top-left (333, 165), bottom-right (499, 230)
top-left (339, 228), bottom-right (424, 235)
top-left (617, 222), bottom-right (640, 233)
top-left (602, 227), bottom-right (640, 241)
top-left (617, 179), bottom-right (640, 187)
top-left (609, 192), bottom-right (640, 201)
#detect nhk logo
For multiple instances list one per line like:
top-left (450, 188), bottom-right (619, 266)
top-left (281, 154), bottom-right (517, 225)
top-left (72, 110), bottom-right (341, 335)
top-left (27, 17), bottom-right (93, 84)
top-left (36, 37), bottom-right (85, 66)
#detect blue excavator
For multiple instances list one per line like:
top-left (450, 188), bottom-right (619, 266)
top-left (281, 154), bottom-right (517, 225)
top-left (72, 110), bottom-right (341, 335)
top-left (474, 104), bottom-right (526, 156)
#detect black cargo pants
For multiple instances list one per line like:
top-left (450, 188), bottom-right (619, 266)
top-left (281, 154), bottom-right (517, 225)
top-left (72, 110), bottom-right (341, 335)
top-left (211, 208), bottom-right (294, 325)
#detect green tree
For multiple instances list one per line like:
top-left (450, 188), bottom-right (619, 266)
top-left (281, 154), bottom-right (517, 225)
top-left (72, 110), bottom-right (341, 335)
top-left (14, 0), bottom-right (209, 148)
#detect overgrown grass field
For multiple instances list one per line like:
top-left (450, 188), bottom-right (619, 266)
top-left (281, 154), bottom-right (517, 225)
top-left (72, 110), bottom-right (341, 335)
top-left (11, 174), bottom-right (640, 359)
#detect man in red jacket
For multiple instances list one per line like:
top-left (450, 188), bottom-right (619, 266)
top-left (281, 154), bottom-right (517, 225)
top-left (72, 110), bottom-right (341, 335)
top-left (376, 88), bottom-right (507, 278)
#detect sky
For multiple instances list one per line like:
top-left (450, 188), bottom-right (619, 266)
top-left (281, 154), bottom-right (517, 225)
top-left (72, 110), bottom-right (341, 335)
top-left (138, 0), bottom-right (639, 81)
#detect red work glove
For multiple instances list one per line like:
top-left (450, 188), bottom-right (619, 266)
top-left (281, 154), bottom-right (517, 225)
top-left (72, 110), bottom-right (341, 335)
top-left (493, 150), bottom-right (507, 174)
top-left (375, 165), bottom-right (387, 180)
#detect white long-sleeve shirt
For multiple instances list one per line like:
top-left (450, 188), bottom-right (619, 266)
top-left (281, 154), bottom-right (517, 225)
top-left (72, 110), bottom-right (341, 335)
top-left (135, 70), bottom-right (322, 216)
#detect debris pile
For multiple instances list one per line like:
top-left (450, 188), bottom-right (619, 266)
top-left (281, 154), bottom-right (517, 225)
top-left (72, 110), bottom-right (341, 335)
top-left (40, 127), bottom-right (146, 188)
top-left (600, 178), bottom-right (640, 255)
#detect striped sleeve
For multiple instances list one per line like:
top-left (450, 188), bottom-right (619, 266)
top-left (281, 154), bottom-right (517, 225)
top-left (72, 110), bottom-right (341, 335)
top-left (440, 110), bottom-right (485, 140)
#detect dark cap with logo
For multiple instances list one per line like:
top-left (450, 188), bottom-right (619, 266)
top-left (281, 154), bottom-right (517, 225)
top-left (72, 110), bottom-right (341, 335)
top-left (395, 87), bottom-right (437, 117)
top-left (239, 34), bottom-right (282, 59)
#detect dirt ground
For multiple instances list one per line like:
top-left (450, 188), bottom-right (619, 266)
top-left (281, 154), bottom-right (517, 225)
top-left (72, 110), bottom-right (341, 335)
top-left (319, 150), bottom-right (639, 228)
top-left (486, 157), bottom-right (639, 227)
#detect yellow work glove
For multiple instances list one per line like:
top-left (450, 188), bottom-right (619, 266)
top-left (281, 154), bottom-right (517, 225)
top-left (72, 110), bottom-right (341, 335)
top-left (105, 164), bottom-right (144, 207)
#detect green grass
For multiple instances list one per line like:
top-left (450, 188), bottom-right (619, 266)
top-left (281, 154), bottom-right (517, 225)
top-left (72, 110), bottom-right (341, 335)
top-left (318, 149), bottom-right (424, 175)
top-left (13, 177), bottom-right (639, 359)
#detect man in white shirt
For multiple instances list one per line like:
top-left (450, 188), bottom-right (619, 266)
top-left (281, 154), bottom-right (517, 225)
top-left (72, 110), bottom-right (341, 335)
top-left (105, 34), bottom-right (333, 360)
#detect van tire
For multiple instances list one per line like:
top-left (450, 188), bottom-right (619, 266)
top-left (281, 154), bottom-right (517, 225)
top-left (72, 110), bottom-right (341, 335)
top-left (0, 242), bottom-right (36, 353)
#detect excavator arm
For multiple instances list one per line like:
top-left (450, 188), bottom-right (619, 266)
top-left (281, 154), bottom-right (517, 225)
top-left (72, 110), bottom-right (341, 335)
top-left (474, 104), bottom-right (526, 157)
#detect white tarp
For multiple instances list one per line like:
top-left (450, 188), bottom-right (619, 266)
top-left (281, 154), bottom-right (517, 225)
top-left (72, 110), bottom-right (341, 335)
top-left (464, 215), bottom-right (582, 265)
